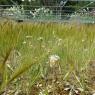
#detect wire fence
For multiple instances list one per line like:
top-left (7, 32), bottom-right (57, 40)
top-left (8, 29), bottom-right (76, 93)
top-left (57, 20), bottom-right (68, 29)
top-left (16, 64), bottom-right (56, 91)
top-left (0, 4), bottom-right (95, 23)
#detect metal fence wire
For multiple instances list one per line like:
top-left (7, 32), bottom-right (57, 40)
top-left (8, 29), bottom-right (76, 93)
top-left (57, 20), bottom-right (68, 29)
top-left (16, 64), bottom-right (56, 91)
top-left (0, 3), bottom-right (95, 23)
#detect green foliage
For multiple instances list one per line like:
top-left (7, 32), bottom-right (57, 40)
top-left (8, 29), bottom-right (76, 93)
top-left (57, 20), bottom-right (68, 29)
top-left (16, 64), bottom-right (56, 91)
top-left (0, 21), bottom-right (95, 94)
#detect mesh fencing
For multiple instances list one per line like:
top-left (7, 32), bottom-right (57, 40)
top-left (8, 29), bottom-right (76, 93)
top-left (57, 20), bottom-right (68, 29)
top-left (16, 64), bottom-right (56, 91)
top-left (0, 4), bottom-right (95, 23)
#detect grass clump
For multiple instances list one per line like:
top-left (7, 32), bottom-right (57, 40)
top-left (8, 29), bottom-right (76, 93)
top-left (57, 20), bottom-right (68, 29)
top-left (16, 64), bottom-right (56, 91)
top-left (0, 20), bottom-right (95, 95)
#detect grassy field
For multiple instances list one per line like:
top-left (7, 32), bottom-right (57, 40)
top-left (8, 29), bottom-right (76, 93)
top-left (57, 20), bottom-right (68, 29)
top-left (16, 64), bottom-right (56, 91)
top-left (0, 20), bottom-right (95, 95)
